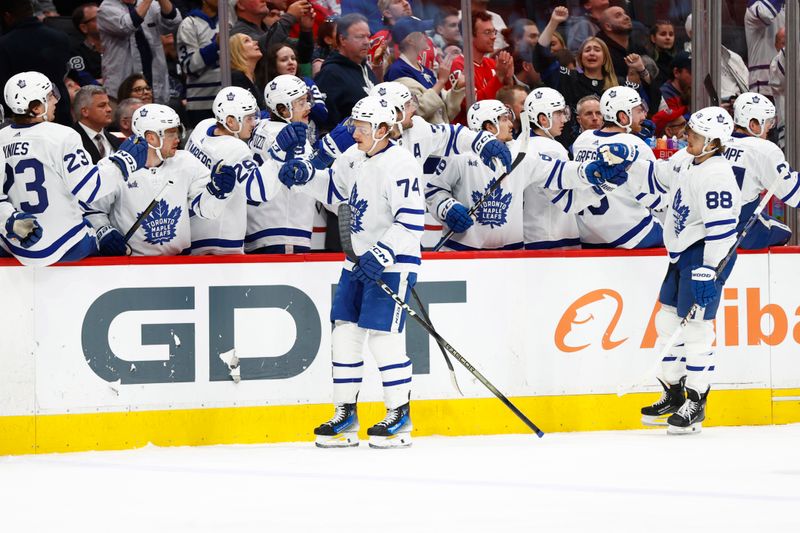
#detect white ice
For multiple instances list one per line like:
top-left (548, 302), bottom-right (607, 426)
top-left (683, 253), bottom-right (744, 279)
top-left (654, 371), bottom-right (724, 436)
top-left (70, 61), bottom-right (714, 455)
top-left (2, 424), bottom-right (800, 532)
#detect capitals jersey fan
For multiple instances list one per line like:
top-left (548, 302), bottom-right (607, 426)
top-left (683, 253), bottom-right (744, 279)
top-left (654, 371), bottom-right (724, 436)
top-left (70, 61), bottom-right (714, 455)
top-left (571, 129), bottom-right (664, 248)
top-left (246, 119), bottom-right (317, 252)
top-left (84, 151), bottom-right (228, 255)
top-left (0, 122), bottom-right (116, 266)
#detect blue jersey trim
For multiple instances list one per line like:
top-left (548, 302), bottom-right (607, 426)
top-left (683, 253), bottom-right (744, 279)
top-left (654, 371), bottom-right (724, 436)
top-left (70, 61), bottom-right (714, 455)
top-left (378, 360), bottom-right (412, 372)
top-left (333, 378), bottom-right (363, 384)
top-left (382, 377), bottom-right (412, 387)
top-left (395, 254), bottom-right (421, 265)
top-left (245, 227), bottom-right (312, 242)
top-left (0, 221), bottom-right (87, 258)
top-left (445, 240), bottom-right (524, 251)
top-left (706, 228), bottom-right (736, 241)
top-left (705, 218), bottom-right (736, 228)
top-left (582, 216), bottom-right (653, 248)
top-left (191, 238), bottom-right (244, 249)
top-left (525, 237), bottom-right (581, 250)
top-left (332, 361), bottom-right (364, 368)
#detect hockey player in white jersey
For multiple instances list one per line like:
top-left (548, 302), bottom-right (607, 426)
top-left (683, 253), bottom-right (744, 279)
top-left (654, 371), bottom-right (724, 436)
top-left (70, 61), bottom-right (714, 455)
top-left (629, 108), bottom-right (740, 434)
top-left (570, 86), bottom-right (664, 249)
top-left (745, 0), bottom-right (785, 96)
top-left (0, 71), bottom-right (144, 266)
top-left (279, 96), bottom-right (424, 448)
top-left (245, 74), bottom-right (318, 253)
top-left (723, 92), bottom-right (798, 248)
top-left (83, 104), bottom-right (237, 255)
top-left (521, 87), bottom-right (580, 250)
top-left (186, 87), bottom-right (278, 254)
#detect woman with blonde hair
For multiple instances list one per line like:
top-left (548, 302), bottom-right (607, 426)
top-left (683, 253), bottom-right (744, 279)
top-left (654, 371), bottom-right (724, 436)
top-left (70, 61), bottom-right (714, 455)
top-left (229, 33), bottom-right (266, 111)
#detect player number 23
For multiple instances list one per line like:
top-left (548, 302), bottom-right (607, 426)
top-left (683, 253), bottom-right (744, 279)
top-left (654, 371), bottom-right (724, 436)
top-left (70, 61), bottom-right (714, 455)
top-left (705, 190), bottom-right (733, 209)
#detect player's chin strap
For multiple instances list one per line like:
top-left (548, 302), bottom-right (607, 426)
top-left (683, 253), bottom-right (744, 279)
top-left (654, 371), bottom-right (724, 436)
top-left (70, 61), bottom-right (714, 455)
top-left (699, 136), bottom-right (722, 157)
top-left (222, 116), bottom-right (245, 139)
top-left (366, 127), bottom-right (390, 156)
top-left (537, 112), bottom-right (556, 140)
top-left (611, 110), bottom-right (633, 134)
top-left (146, 133), bottom-right (166, 162)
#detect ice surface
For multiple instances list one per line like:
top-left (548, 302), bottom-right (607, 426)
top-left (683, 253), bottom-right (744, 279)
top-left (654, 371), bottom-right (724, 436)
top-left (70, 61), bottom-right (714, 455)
top-left (2, 425), bottom-right (799, 532)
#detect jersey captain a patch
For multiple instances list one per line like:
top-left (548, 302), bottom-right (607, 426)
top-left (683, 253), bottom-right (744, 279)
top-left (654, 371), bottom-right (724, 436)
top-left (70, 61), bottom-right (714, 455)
top-left (139, 199), bottom-right (182, 245)
top-left (471, 178), bottom-right (511, 228)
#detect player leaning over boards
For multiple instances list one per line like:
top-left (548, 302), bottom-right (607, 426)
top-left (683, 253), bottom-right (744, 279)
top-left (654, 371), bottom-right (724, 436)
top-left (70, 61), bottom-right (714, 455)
top-left (631, 108), bottom-right (740, 434)
top-left (0, 71), bottom-right (145, 266)
top-left (722, 93), bottom-right (800, 248)
top-left (279, 96), bottom-right (423, 449)
top-left (83, 104), bottom-right (237, 256)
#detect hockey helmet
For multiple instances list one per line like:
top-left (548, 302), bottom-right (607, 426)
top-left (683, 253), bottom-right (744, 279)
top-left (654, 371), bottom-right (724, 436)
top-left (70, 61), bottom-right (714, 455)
top-left (600, 86), bottom-right (642, 132)
top-left (263, 75), bottom-right (310, 122)
top-left (687, 106), bottom-right (734, 155)
top-left (467, 99), bottom-right (513, 133)
top-left (733, 92), bottom-right (776, 137)
top-left (213, 86), bottom-right (260, 134)
top-left (4, 71), bottom-right (57, 119)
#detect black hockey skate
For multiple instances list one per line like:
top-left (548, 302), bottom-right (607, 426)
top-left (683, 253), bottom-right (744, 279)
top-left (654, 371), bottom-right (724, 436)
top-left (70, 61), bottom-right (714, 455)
top-left (367, 402), bottom-right (412, 449)
top-left (667, 387), bottom-right (709, 435)
top-left (641, 377), bottom-right (686, 426)
top-left (314, 403), bottom-right (359, 448)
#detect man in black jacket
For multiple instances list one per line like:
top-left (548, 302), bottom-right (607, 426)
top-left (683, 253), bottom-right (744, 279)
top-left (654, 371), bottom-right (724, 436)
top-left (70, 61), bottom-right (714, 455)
top-left (315, 13), bottom-right (377, 131)
top-left (0, 0), bottom-right (73, 126)
top-left (71, 85), bottom-right (122, 163)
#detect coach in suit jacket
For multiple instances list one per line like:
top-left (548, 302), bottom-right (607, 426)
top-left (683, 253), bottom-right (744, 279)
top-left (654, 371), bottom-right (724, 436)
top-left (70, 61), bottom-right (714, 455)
top-left (71, 85), bottom-right (121, 163)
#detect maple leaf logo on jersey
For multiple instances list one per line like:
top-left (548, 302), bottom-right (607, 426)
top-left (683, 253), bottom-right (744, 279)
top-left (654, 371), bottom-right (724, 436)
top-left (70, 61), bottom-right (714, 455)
top-left (348, 184), bottom-right (368, 234)
top-left (139, 199), bottom-right (181, 245)
top-left (471, 178), bottom-right (512, 228)
top-left (672, 188), bottom-right (690, 237)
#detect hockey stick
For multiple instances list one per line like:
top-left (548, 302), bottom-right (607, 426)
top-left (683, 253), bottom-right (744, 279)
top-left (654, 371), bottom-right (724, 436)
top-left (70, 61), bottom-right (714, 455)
top-left (123, 178), bottom-right (174, 243)
top-left (617, 169), bottom-right (786, 396)
top-left (338, 204), bottom-right (544, 437)
top-left (409, 287), bottom-right (464, 396)
top-left (704, 74), bottom-right (720, 107)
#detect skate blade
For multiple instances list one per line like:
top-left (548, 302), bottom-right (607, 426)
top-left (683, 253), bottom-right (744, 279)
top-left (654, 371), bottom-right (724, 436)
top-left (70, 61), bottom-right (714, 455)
top-left (641, 414), bottom-right (670, 426)
top-left (368, 433), bottom-right (412, 449)
top-left (667, 422), bottom-right (703, 435)
top-left (315, 433), bottom-right (359, 448)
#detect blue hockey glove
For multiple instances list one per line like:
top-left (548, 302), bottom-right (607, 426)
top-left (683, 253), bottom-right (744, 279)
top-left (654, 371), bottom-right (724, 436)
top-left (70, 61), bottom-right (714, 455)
top-left (476, 136), bottom-right (513, 173)
top-left (440, 199), bottom-right (474, 233)
top-left (636, 119), bottom-right (656, 141)
top-left (206, 161), bottom-right (237, 199)
top-left (96, 225), bottom-right (131, 256)
top-left (691, 266), bottom-right (717, 307)
top-left (275, 122), bottom-right (309, 153)
top-left (110, 135), bottom-right (148, 179)
top-left (599, 143), bottom-right (633, 167)
top-left (352, 244), bottom-right (394, 283)
top-left (585, 160), bottom-right (629, 189)
top-left (279, 159), bottom-right (315, 189)
top-left (310, 122), bottom-right (356, 169)
top-left (5, 212), bottom-right (42, 248)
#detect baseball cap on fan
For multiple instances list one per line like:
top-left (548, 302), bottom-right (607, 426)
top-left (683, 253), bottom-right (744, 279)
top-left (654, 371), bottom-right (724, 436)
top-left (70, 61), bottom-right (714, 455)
top-left (390, 17), bottom-right (433, 44)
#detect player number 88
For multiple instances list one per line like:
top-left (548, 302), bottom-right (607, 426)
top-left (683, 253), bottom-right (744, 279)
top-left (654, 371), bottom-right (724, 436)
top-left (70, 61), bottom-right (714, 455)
top-left (705, 191), bottom-right (733, 209)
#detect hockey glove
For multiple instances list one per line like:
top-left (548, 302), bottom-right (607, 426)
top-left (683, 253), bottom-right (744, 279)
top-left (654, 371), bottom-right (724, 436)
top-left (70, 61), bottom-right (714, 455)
top-left (310, 122), bottom-right (356, 169)
top-left (5, 212), bottom-right (42, 248)
top-left (439, 198), bottom-right (474, 233)
top-left (636, 119), bottom-right (656, 142)
top-left (206, 161), bottom-right (237, 199)
top-left (274, 122), bottom-right (309, 154)
top-left (110, 135), bottom-right (148, 179)
top-left (352, 244), bottom-right (394, 283)
top-left (474, 133), bottom-right (513, 173)
top-left (599, 143), bottom-right (633, 167)
top-left (279, 158), bottom-right (315, 189)
top-left (96, 225), bottom-right (132, 256)
top-left (585, 160), bottom-right (629, 190)
top-left (691, 266), bottom-right (717, 307)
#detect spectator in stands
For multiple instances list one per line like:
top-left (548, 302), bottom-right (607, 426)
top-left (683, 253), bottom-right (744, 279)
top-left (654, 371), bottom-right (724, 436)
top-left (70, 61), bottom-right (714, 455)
top-left (230, 33), bottom-right (266, 110)
top-left (370, 1), bottom-right (436, 72)
top-left (98, 0), bottom-right (182, 105)
top-left (0, 0), bottom-right (73, 125)
top-left (684, 14), bottom-right (748, 106)
top-left (112, 97), bottom-right (144, 139)
top-left (471, 0), bottom-right (508, 51)
top-left (315, 13), bottom-right (377, 130)
top-left (431, 6), bottom-right (461, 54)
top-left (266, 42), bottom-right (328, 135)
top-left (745, 0), bottom-right (785, 96)
top-left (177, 0), bottom-right (221, 127)
top-left (660, 50), bottom-right (691, 109)
top-left (550, 31), bottom-right (567, 53)
top-left (509, 19), bottom-right (539, 51)
top-left (71, 85), bottom-right (121, 163)
top-left (496, 84), bottom-right (528, 137)
top-left (567, 0), bottom-right (608, 52)
top-left (312, 17), bottom-right (337, 77)
top-left (232, 0), bottom-right (315, 65)
top-left (574, 94), bottom-right (602, 131)
top-left (118, 73), bottom-right (154, 104)
top-left (446, 10), bottom-right (513, 125)
top-left (69, 3), bottom-right (103, 86)
top-left (651, 104), bottom-right (687, 140)
top-left (512, 43), bottom-right (540, 91)
top-left (341, 0), bottom-right (382, 34)
top-left (648, 20), bottom-right (675, 90)
top-left (596, 5), bottom-right (648, 80)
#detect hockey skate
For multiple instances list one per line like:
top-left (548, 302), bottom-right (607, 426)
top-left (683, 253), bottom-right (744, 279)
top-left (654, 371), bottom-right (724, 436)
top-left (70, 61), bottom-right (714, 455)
top-left (641, 377), bottom-right (686, 426)
top-left (314, 403), bottom-right (359, 448)
top-left (367, 402), bottom-right (412, 449)
top-left (667, 387), bottom-right (709, 435)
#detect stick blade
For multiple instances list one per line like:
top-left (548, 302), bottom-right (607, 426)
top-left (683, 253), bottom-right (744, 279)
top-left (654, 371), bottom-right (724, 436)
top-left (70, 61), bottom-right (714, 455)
top-left (337, 203), bottom-right (356, 261)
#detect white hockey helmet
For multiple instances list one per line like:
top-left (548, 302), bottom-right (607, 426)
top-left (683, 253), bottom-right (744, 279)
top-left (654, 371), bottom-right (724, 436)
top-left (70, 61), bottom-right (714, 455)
top-left (4, 71), bottom-right (57, 119)
top-left (213, 86), bottom-right (260, 135)
top-left (348, 96), bottom-right (396, 153)
top-left (131, 104), bottom-right (183, 161)
top-left (687, 106), bottom-right (734, 155)
top-left (600, 86), bottom-right (642, 132)
top-left (370, 81), bottom-right (415, 123)
top-left (467, 99), bottom-right (513, 133)
top-left (525, 87), bottom-right (569, 138)
top-left (733, 92), bottom-right (776, 136)
top-left (264, 74), bottom-right (309, 122)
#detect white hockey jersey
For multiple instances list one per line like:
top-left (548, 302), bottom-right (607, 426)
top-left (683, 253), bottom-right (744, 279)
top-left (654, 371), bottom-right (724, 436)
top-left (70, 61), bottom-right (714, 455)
top-left (571, 129), bottom-right (664, 248)
top-left (630, 153), bottom-right (740, 266)
top-left (185, 118), bottom-right (278, 254)
top-left (745, 0), bottom-right (784, 96)
top-left (522, 134), bottom-right (580, 249)
top-left (298, 142), bottom-right (424, 271)
top-left (245, 119), bottom-right (318, 251)
top-left (723, 132), bottom-right (800, 208)
top-left (84, 151), bottom-right (229, 255)
top-left (0, 122), bottom-right (117, 266)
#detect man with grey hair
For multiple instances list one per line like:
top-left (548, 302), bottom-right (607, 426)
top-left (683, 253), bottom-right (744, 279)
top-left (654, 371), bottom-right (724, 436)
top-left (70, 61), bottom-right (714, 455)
top-left (71, 86), bottom-right (121, 163)
top-left (112, 97), bottom-right (145, 140)
top-left (575, 94), bottom-right (603, 132)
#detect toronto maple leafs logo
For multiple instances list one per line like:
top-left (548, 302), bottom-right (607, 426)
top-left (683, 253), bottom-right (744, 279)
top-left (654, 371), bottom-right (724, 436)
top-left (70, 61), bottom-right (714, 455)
top-left (348, 183), bottom-right (368, 234)
top-left (471, 102), bottom-right (481, 111)
top-left (17, 79), bottom-right (26, 88)
top-left (534, 90), bottom-right (543, 99)
top-left (270, 81), bottom-right (277, 91)
top-left (471, 178), bottom-right (512, 228)
top-left (139, 199), bottom-right (181, 245)
top-left (609, 90), bottom-right (616, 98)
top-left (752, 95), bottom-right (760, 103)
top-left (717, 114), bottom-right (725, 123)
top-left (672, 188), bottom-right (690, 237)
top-left (139, 108), bottom-right (148, 117)
top-left (378, 87), bottom-right (387, 96)
top-left (226, 92), bottom-right (235, 101)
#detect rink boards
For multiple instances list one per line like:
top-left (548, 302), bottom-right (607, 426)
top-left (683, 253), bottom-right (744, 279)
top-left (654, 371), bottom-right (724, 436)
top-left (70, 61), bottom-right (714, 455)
top-left (2, 248), bottom-right (800, 455)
